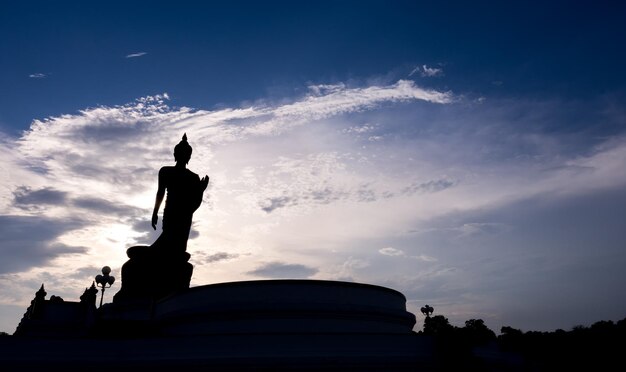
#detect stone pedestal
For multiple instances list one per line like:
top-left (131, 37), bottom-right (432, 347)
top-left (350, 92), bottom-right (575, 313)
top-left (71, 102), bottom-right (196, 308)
top-left (113, 245), bottom-right (193, 303)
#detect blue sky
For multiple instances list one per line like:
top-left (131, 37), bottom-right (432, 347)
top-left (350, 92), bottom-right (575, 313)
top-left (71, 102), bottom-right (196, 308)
top-left (0, 1), bottom-right (625, 334)
top-left (3, 0), bottom-right (624, 130)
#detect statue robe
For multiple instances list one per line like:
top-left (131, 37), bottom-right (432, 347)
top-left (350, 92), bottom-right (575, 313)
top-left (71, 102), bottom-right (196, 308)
top-left (151, 166), bottom-right (204, 252)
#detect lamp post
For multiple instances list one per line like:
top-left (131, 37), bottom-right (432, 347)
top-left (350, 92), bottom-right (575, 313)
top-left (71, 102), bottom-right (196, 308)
top-left (95, 266), bottom-right (115, 308)
top-left (421, 304), bottom-right (434, 318)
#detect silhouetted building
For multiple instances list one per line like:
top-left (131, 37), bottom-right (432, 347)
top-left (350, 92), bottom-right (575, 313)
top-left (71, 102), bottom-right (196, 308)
top-left (13, 283), bottom-right (97, 338)
top-left (6, 279), bottom-right (433, 371)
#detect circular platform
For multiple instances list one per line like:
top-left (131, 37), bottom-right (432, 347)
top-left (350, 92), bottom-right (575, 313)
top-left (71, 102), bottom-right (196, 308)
top-left (155, 280), bottom-right (417, 335)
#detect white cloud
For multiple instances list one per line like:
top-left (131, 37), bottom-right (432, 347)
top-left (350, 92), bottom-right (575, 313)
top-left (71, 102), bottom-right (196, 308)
top-left (379, 247), bottom-right (404, 256)
top-left (125, 52), bottom-right (147, 58)
top-left (455, 222), bottom-right (509, 237)
top-left (421, 65), bottom-right (443, 77)
top-left (412, 255), bottom-right (437, 262)
top-left (244, 80), bottom-right (451, 135)
top-left (0, 79), bottom-right (454, 285)
top-left (408, 64), bottom-right (444, 77)
top-left (330, 256), bottom-right (370, 281)
top-left (28, 73), bottom-right (46, 78)
top-left (378, 247), bottom-right (437, 262)
top-left (343, 124), bottom-right (376, 134)
top-left (308, 83), bottom-right (346, 95)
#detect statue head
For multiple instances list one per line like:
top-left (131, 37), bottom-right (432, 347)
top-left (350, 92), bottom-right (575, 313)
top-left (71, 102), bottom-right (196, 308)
top-left (174, 133), bottom-right (193, 164)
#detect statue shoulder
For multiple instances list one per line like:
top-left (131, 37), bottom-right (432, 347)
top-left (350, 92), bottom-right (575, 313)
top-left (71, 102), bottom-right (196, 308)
top-left (185, 168), bottom-right (200, 180)
top-left (159, 166), bottom-right (175, 175)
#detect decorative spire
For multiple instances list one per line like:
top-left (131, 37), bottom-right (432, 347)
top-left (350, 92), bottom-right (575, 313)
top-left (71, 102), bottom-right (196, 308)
top-left (80, 281), bottom-right (99, 306)
top-left (36, 284), bottom-right (46, 299)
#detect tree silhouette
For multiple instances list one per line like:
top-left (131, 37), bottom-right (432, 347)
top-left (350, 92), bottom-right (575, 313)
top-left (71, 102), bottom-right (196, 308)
top-left (462, 318), bottom-right (496, 345)
top-left (499, 326), bottom-right (524, 351)
top-left (423, 314), bottom-right (454, 336)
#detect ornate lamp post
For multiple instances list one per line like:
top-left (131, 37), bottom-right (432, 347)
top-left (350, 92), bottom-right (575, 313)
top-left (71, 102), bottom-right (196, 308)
top-left (420, 304), bottom-right (434, 318)
top-left (95, 266), bottom-right (115, 308)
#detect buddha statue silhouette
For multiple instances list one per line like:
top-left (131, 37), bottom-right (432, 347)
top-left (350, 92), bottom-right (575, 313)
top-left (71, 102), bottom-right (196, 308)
top-left (113, 134), bottom-right (208, 303)
top-left (150, 133), bottom-right (209, 252)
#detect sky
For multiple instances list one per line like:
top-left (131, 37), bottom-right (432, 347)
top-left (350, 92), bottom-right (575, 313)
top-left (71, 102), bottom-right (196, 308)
top-left (0, 0), bottom-right (625, 334)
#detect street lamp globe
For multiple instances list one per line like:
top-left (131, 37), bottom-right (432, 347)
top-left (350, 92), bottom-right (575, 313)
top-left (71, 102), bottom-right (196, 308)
top-left (94, 266), bottom-right (115, 308)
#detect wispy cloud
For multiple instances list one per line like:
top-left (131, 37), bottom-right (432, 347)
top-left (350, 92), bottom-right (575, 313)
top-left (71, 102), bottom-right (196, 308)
top-left (247, 262), bottom-right (318, 278)
top-left (421, 65), bottom-right (443, 77)
top-left (125, 52), bottom-right (147, 58)
top-left (0, 215), bottom-right (87, 274)
top-left (409, 64), bottom-right (443, 77)
top-left (379, 247), bottom-right (404, 256)
top-left (308, 83), bottom-right (346, 95)
top-left (28, 73), bottom-right (46, 78)
top-left (379, 247), bottom-right (437, 261)
top-left (244, 80), bottom-right (452, 135)
top-left (195, 251), bottom-right (240, 264)
top-left (408, 66), bottom-right (421, 77)
top-left (13, 186), bottom-right (68, 208)
top-left (0, 79), bottom-right (454, 286)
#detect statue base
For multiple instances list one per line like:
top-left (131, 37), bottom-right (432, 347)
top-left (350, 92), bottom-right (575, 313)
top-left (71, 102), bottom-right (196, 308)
top-left (113, 245), bottom-right (193, 303)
